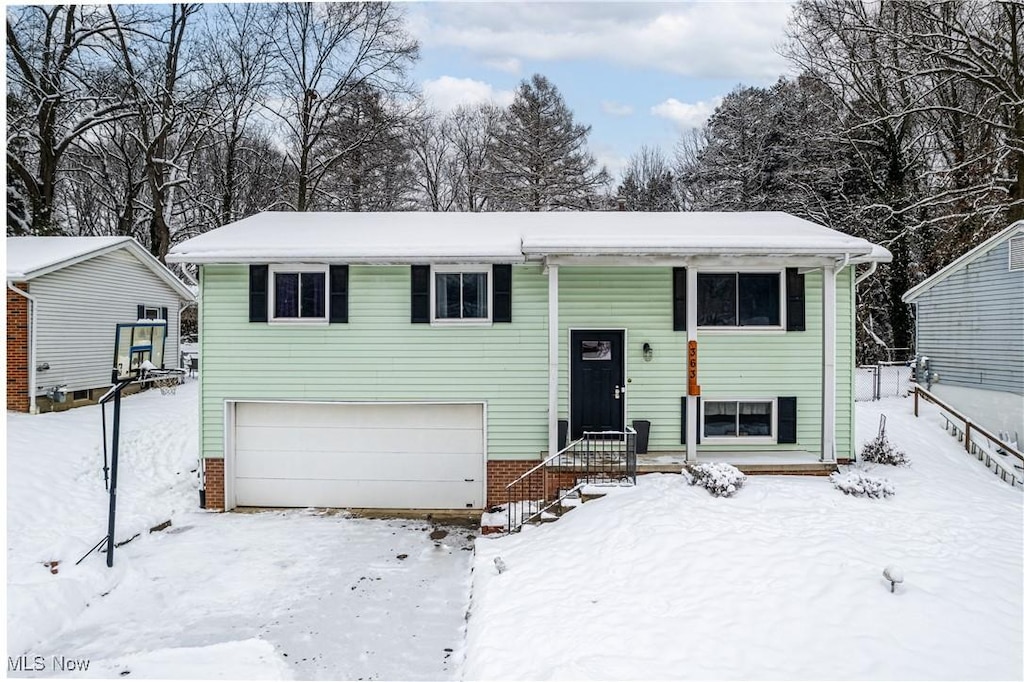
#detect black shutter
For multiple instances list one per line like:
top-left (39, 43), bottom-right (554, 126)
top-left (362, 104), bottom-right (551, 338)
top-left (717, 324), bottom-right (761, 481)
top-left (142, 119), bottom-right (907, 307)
top-left (159, 306), bottom-right (168, 321)
top-left (411, 265), bottom-right (430, 323)
top-left (672, 267), bottom-right (687, 331)
top-left (137, 304), bottom-right (145, 320)
top-left (786, 268), bottom-right (805, 331)
top-left (249, 265), bottom-right (268, 323)
top-left (778, 397), bottom-right (798, 443)
top-left (680, 396), bottom-right (701, 444)
top-left (493, 264), bottom-right (512, 323)
top-left (329, 265), bottom-right (349, 323)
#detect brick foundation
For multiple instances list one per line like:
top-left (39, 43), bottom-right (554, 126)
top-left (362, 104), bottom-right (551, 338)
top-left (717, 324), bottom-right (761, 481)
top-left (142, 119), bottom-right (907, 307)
top-left (486, 459), bottom-right (542, 507)
top-left (6, 283), bottom-right (30, 413)
top-left (204, 459), bottom-right (225, 510)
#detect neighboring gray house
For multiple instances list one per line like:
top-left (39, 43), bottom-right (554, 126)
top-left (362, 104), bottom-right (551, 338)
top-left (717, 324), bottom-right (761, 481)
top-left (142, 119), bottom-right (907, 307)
top-left (902, 221), bottom-right (1024, 442)
top-left (6, 236), bottom-right (195, 413)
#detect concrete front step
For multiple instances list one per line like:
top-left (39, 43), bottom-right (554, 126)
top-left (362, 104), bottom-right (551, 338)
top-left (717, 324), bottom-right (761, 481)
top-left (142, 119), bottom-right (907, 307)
top-left (636, 462), bottom-right (837, 476)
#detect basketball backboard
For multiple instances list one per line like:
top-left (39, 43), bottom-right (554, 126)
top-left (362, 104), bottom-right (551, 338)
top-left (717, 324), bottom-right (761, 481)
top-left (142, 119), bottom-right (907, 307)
top-left (112, 322), bottom-right (167, 382)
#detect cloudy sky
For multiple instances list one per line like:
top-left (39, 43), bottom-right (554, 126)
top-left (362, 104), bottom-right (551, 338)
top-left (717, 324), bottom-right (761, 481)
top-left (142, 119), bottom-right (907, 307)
top-left (405, 1), bottom-right (797, 180)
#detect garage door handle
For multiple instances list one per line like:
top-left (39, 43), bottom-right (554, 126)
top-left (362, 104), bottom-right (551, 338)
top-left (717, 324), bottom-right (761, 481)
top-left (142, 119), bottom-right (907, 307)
top-left (465, 478), bottom-right (475, 482)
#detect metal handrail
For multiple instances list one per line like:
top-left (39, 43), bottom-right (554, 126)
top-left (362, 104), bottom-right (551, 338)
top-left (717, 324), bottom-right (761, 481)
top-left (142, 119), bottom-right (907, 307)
top-left (505, 426), bottom-right (638, 533)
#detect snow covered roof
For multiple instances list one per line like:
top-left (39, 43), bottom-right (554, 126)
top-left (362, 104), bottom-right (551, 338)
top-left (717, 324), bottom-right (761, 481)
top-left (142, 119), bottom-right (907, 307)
top-left (6, 236), bottom-right (195, 300)
top-left (902, 221), bottom-right (1024, 303)
top-left (166, 211), bottom-right (893, 265)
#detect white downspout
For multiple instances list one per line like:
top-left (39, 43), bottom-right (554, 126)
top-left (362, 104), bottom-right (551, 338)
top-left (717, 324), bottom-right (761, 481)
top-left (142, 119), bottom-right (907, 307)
top-left (547, 263), bottom-right (560, 459)
top-left (7, 282), bottom-right (38, 414)
top-left (822, 254), bottom-right (852, 463)
top-left (854, 261), bottom-right (878, 286)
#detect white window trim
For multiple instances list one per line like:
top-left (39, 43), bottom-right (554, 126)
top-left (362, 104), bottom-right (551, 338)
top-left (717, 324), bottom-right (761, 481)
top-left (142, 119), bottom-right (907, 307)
top-left (430, 264), bottom-right (494, 326)
top-left (142, 306), bottom-right (161, 320)
top-left (268, 264), bottom-right (329, 325)
top-left (700, 397), bottom-right (778, 445)
top-left (696, 269), bottom-right (786, 333)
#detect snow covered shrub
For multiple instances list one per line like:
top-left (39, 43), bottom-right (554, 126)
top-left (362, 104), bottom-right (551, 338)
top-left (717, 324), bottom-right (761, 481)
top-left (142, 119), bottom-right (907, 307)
top-left (684, 462), bottom-right (746, 497)
top-left (860, 432), bottom-right (910, 466)
top-left (830, 471), bottom-right (895, 498)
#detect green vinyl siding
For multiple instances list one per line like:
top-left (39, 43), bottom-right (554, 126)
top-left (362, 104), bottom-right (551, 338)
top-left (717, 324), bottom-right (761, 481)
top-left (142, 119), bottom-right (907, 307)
top-left (199, 262), bottom-right (855, 462)
top-left (200, 264), bottom-right (549, 461)
top-left (557, 267), bottom-right (854, 458)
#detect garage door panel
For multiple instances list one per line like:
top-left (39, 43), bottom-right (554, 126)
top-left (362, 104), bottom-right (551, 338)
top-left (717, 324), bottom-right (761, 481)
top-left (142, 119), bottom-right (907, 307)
top-left (234, 448), bottom-right (482, 481)
top-left (232, 401), bottom-right (485, 509)
top-left (235, 477), bottom-right (482, 509)
top-left (235, 425), bottom-right (483, 456)
top-left (235, 402), bottom-right (482, 430)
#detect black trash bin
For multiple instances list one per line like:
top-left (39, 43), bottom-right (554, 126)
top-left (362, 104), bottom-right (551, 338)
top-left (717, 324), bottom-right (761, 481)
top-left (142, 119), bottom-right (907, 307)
top-left (632, 419), bottom-right (651, 454)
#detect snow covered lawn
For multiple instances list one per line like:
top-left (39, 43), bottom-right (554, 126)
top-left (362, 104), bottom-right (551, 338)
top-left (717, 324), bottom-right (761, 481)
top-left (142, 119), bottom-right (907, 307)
top-left (467, 397), bottom-right (1024, 680)
top-left (7, 383), bottom-right (473, 679)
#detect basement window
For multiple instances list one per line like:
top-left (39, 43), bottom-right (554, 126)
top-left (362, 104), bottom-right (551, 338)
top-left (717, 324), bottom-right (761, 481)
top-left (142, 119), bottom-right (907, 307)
top-left (702, 399), bottom-right (776, 442)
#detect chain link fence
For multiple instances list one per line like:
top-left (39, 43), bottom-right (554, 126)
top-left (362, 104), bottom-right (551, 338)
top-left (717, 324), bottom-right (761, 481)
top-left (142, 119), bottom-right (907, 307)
top-left (856, 362), bottom-right (913, 401)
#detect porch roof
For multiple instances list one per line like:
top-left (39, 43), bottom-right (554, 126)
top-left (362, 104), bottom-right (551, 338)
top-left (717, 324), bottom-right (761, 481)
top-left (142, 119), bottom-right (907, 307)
top-left (166, 211), bottom-right (891, 265)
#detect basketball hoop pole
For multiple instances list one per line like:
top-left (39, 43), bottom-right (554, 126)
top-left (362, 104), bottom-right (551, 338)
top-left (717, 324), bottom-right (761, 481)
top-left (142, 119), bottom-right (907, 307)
top-left (100, 378), bottom-right (133, 567)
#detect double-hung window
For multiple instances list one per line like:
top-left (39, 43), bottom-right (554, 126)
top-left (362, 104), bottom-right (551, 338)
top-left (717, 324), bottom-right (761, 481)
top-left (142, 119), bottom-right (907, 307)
top-left (269, 265), bottom-right (327, 322)
top-left (703, 399), bottom-right (775, 441)
top-left (432, 265), bottom-right (491, 323)
top-left (697, 272), bottom-right (782, 328)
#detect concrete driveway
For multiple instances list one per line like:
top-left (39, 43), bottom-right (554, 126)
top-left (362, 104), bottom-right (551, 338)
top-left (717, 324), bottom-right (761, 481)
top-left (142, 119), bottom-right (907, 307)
top-left (15, 510), bottom-right (475, 680)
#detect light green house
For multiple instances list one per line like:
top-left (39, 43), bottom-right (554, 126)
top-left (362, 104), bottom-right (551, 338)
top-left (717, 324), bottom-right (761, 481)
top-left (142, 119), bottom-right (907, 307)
top-left (167, 211), bottom-right (891, 511)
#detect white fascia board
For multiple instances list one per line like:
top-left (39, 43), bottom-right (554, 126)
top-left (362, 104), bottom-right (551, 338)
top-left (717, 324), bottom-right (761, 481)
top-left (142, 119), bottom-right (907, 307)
top-left (166, 253), bottom-right (528, 265)
top-left (902, 221), bottom-right (1024, 303)
top-left (523, 244), bottom-right (878, 259)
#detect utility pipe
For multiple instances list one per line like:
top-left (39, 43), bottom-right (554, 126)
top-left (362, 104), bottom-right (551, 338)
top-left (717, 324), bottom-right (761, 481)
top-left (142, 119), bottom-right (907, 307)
top-left (7, 281), bottom-right (38, 414)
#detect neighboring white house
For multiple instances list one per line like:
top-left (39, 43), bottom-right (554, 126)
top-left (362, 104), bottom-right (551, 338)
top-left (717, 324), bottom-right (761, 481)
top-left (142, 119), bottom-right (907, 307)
top-left (902, 221), bottom-right (1024, 443)
top-left (6, 236), bottom-right (195, 413)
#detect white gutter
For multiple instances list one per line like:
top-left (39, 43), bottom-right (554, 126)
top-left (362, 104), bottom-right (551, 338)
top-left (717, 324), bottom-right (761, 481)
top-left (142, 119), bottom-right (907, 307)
top-left (7, 282), bottom-right (38, 414)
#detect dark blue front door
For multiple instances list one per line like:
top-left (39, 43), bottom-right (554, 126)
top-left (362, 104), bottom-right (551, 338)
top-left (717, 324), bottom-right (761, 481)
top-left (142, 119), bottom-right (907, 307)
top-left (570, 330), bottom-right (625, 439)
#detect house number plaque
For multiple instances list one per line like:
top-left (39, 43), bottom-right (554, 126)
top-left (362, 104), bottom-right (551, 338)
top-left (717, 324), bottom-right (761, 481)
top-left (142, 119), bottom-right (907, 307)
top-left (687, 340), bottom-right (701, 396)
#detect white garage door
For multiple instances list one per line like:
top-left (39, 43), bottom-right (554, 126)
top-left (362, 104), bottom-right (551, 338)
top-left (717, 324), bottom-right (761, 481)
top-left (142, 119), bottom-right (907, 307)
top-left (232, 402), bottom-right (485, 509)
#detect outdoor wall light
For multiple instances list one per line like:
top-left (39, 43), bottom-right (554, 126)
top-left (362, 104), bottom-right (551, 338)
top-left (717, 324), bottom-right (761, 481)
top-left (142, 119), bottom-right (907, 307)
top-left (642, 342), bottom-right (653, 362)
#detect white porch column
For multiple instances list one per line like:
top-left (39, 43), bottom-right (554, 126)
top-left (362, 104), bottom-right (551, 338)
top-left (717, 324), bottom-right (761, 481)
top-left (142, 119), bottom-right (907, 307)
top-left (685, 265), bottom-right (698, 462)
top-left (822, 263), bottom-right (837, 462)
top-left (548, 263), bottom-right (560, 458)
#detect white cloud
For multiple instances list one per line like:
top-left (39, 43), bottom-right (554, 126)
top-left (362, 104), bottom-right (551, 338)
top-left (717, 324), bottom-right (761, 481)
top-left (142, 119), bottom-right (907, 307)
top-left (421, 76), bottom-right (515, 113)
top-left (601, 100), bottom-right (634, 117)
top-left (651, 96), bottom-right (723, 131)
top-left (484, 57), bottom-right (522, 74)
top-left (410, 3), bottom-right (795, 81)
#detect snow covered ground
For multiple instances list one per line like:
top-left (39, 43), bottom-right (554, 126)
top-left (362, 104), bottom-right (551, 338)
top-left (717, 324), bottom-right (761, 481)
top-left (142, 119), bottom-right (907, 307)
top-left (6, 383), bottom-right (473, 679)
top-left (467, 397), bottom-right (1024, 680)
top-left (9, 383), bottom-right (1022, 680)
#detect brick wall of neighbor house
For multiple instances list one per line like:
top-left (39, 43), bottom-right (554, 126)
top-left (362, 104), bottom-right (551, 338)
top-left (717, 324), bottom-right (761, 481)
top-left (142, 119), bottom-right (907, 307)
top-left (486, 460), bottom-right (539, 507)
top-left (7, 282), bottom-right (30, 413)
top-left (204, 459), bottom-right (225, 510)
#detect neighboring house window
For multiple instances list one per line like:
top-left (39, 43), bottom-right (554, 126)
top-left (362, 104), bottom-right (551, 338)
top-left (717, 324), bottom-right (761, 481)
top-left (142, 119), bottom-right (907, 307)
top-left (431, 265), bottom-right (491, 323)
top-left (137, 304), bottom-right (168, 321)
top-left (1010, 236), bottom-right (1024, 271)
top-left (702, 399), bottom-right (775, 441)
top-left (697, 272), bottom-right (782, 327)
top-left (269, 265), bottom-right (327, 322)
